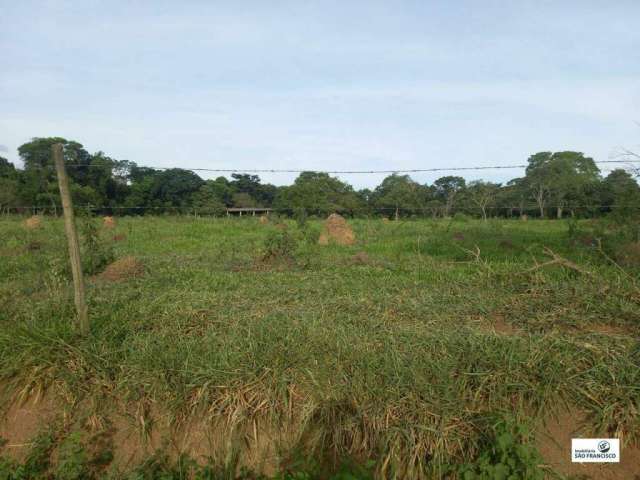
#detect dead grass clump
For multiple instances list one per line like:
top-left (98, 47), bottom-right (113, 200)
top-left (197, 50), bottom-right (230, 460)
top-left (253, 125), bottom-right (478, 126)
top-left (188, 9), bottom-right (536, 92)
top-left (98, 256), bottom-right (144, 282)
top-left (26, 241), bottom-right (42, 252)
top-left (259, 216), bottom-right (269, 225)
top-left (349, 251), bottom-right (371, 266)
top-left (318, 213), bottom-right (355, 246)
top-left (616, 242), bottom-right (640, 267)
top-left (23, 215), bottom-right (42, 230)
top-left (112, 234), bottom-right (126, 242)
top-left (452, 232), bottom-right (465, 241)
top-left (103, 216), bottom-right (116, 229)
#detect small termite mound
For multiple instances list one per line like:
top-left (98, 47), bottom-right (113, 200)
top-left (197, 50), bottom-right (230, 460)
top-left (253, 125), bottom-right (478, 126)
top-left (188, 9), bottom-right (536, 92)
top-left (97, 256), bottom-right (144, 282)
top-left (318, 213), bottom-right (355, 246)
top-left (23, 215), bottom-right (42, 230)
top-left (103, 216), bottom-right (116, 229)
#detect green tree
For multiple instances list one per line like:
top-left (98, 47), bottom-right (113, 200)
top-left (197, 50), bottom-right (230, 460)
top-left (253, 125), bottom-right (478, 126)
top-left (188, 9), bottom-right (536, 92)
top-left (191, 181), bottom-right (227, 215)
top-left (498, 178), bottom-right (530, 218)
top-left (434, 176), bottom-right (466, 217)
top-left (273, 171), bottom-right (362, 216)
top-left (373, 174), bottom-right (424, 220)
top-left (151, 169), bottom-right (204, 209)
top-left (0, 157), bottom-right (20, 212)
top-left (232, 192), bottom-right (258, 208)
top-left (17, 137), bottom-right (121, 211)
top-left (601, 169), bottom-right (640, 222)
top-left (525, 151), bottom-right (600, 218)
top-left (0, 156), bottom-right (17, 178)
top-left (229, 173), bottom-right (277, 207)
top-left (466, 180), bottom-right (501, 221)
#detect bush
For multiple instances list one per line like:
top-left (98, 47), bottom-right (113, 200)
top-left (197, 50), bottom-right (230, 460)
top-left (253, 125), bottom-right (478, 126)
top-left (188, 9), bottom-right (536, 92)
top-left (293, 208), bottom-right (309, 228)
top-left (458, 417), bottom-right (544, 480)
top-left (262, 228), bottom-right (298, 261)
top-left (78, 215), bottom-right (115, 275)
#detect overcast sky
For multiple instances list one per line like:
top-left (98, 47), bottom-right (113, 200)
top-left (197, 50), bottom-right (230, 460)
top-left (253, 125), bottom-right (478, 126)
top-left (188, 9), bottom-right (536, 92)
top-left (1, 1), bottom-right (639, 188)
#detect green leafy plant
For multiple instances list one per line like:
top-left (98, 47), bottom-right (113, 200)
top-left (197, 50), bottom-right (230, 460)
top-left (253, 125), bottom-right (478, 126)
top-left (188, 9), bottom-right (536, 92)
top-left (262, 228), bottom-right (298, 261)
top-left (458, 418), bottom-right (544, 480)
top-left (0, 431), bottom-right (55, 480)
top-left (78, 214), bottom-right (115, 275)
top-left (55, 432), bottom-right (89, 480)
top-left (293, 208), bottom-right (309, 229)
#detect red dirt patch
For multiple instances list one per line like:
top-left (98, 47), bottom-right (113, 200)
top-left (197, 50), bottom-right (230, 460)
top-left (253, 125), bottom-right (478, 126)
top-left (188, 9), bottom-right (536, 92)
top-left (112, 234), bottom-right (126, 242)
top-left (0, 392), bottom-right (60, 461)
top-left (452, 232), bottom-right (465, 241)
top-left (318, 214), bottom-right (356, 246)
top-left (98, 256), bottom-right (144, 282)
top-left (537, 409), bottom-right (640, 480)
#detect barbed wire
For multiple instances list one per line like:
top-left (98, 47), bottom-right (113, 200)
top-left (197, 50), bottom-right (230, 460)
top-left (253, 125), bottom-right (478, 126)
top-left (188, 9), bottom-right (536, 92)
top-left (50, 159), bottom-right (640, 174)
top-left (19, 154), bottom-right (640, 175)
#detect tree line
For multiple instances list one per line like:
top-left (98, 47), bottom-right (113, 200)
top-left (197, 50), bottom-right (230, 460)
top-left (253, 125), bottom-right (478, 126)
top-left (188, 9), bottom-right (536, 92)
top-left (1, 137), bottom-right (639, 220)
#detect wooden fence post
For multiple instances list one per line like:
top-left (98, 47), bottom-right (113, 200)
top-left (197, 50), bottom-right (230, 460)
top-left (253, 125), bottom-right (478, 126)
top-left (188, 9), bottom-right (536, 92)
top-left (52, 144), bottom-right (89, 334)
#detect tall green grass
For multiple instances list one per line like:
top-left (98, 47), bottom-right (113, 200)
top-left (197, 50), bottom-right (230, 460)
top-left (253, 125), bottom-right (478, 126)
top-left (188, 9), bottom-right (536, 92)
top-left (0, 216), bottom-right (638, 478)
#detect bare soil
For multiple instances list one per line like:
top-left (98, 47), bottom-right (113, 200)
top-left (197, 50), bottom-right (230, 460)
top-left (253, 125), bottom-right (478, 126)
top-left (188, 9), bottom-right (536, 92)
top-left (0, 392), bottom-right (59, 461)
top-left (536, 409), bottom-right (640, 479)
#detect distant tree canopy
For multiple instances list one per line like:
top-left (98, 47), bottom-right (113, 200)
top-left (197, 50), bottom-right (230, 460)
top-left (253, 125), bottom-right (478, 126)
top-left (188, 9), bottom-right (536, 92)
top-left (525, 151), bottom-right (600, 218)
top-left (273, 171), bottom-right (363, 216)
top-left (2, 137), bottom-right (639, 220)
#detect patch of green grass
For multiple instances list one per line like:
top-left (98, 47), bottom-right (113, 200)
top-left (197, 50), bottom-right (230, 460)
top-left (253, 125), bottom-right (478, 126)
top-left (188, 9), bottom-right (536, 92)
top-left (0, 216), bottom-right (638, 477)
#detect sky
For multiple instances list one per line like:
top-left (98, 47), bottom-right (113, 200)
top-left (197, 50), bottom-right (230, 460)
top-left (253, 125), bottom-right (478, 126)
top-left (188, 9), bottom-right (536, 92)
top-left (1, 0), bottom-right (639, 188)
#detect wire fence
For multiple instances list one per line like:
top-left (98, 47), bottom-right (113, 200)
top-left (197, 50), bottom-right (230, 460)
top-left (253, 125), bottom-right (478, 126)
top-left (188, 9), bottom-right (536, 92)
top-left (26, 158), bottom-right (640, 174)
top-left (5, 159), bottom-right (639, 219)
top-left (3, 203), bottom-right (639, 219)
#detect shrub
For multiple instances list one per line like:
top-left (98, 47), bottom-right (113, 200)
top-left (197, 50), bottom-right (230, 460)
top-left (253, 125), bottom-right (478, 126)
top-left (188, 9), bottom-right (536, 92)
top-left (293, 208), bottom-right (309, 228)
top-left (458, 417), bottom-right (544, 480)
top-left (262, 228), bottom-right (298, 261)
top-left (78, 215), bottom-right (115, 275)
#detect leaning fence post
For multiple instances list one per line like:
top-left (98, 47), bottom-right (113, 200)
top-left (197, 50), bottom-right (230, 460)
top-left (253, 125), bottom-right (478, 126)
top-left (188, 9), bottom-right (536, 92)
top-left (52, 144), bottom-right (89, 334)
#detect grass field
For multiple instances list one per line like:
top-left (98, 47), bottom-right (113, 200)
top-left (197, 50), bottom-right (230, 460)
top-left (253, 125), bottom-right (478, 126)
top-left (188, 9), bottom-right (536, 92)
top-left (1, 215), bottom-right (639, 479)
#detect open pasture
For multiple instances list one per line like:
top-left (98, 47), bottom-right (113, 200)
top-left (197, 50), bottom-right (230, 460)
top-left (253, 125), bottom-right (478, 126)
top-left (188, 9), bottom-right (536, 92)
top-left (1, 216), bottom-right (639, 479)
